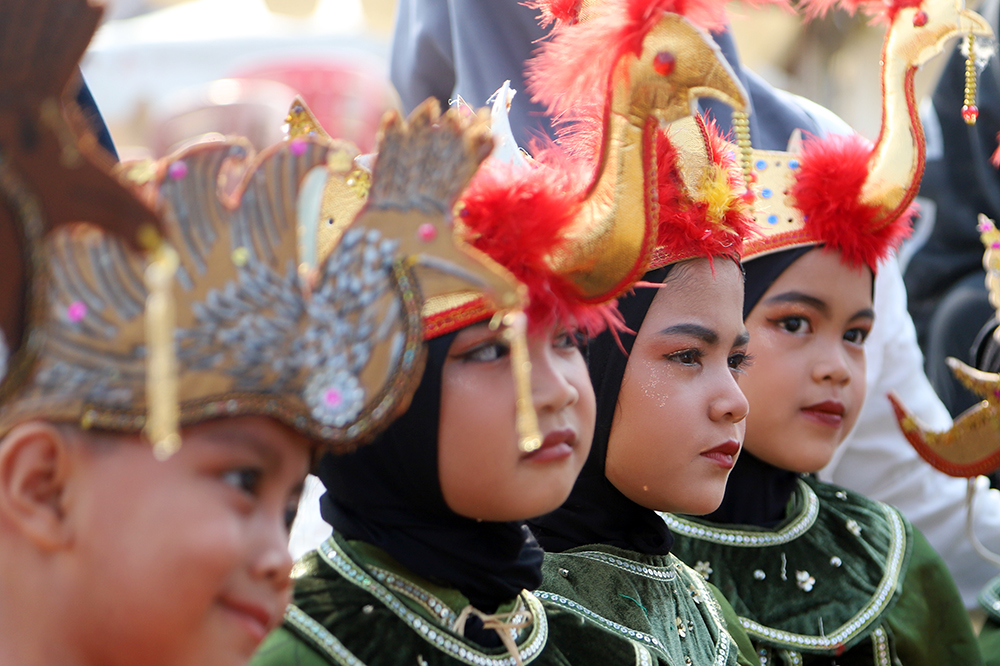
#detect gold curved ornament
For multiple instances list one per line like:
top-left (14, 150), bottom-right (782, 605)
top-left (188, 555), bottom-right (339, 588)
top-left (888, 362), bottom-right (1000, 479)
top-left (549, 14), bottom-right (748, 300)
top-left (859, 0), bottom-right (992, 225)
top-left (889, 212), bottom-right (1000, 477)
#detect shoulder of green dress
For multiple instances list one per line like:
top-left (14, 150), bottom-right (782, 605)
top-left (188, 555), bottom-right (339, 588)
top-left (665, 478), bottom-right (913, 656)
top-left (980, 574), bottom-right (1000, 622)
top-left (538, 548), bottom-right (742, 666)
top-left (263, 608), bottom-right (369, 666)
top-left (288, 535), bottom-right (551, 666)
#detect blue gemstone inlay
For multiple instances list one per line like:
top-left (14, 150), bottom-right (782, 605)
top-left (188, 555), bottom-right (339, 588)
top-left (761, 188), bottom-right (773, 199)
top-left (789, 159), bottom-right (799, 169)
top-left (755, 159), bottom-right (767, 170)
top-left (767, 214), bottom-right (779, 225)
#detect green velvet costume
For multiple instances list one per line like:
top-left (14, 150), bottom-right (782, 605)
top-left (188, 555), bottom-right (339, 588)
top-left (251, 535), bottom-right (667, 666)
top-left (537, 544), bottom-right (761, 666)
top-left (665, 476), bottom-right (982, 665)
top-left (978, 574), bottom-right (1000, 666)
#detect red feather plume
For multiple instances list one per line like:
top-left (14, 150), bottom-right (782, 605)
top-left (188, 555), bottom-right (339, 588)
top-left (651, 118), bottom-right (755, 265)
top-left (798, 0), bottom-right (921, 23)
top-left (527, 0), bottom-right (735, 121)
top-left (459, 155), bottom-right (622, 336)
top-left (991, 131), bottom-right (1000, 168)
top-left (790, 133), bottom-right (912, 268)
top-left (523, 0), bottom-right (584, 28)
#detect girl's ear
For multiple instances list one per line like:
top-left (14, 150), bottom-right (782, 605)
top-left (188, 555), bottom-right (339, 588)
top-left (0, 422), bottom-right (76, 551)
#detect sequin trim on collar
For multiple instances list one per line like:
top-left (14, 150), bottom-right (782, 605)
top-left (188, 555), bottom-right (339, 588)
top-left (560, 551), bottom-right (677, 582)
top-left (532, 591), bottom-right (666, 654)
top-left (319, 537), bottom-right (547, 666)
top-left (871, 625), bottom-right (891, 666)
top-left (662, 480), bottom-right (820, 547)
top-left (632, 640), bottom-right (653, 666)
top-left (285, 604), bottom-right (369, 666)
top-left (367, 564), bottom-right (460, 627)
top-left (736, 505), bottom-right (906, 651)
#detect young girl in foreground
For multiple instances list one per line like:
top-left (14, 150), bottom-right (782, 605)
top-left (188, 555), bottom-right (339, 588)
top-left (662, 0), bottom-right (985, 661)
top-left (250, 92), bottom-right (679, 664)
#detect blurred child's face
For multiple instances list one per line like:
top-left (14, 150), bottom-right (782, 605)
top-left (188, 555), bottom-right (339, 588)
top-left (741, 249), bottom-right (873, 473)
top-left (438, 319), bottom-right (595, 522)
top-left (68, 416), bottom-right (310, 666)
top-left (605, 258), bottom-right (750, 515)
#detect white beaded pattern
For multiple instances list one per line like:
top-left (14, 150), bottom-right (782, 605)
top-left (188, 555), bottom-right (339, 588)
top-left (562, 551), bottom-right (677, 581)
top-left (661, 480), bottom-right (819, 547)
top-left (319, 538), bottom-right (547, 666)
top-left (736, 505), bottom-right (906, 651)
top-left (285, 604), bottom-right (369, 666)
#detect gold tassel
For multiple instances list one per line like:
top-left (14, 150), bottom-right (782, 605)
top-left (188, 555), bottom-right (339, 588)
top-left (493, 310), bottom-right (541, 452)
top-left (963, 32), bottom-right (979, 125)
top-left (144, 243), bottom-right (181, 460)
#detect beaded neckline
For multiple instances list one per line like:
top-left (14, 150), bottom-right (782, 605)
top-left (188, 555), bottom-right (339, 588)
top-left (319, 536), bottom-right (548, 666)
top-left (662, 479), bottom-right (820, 547)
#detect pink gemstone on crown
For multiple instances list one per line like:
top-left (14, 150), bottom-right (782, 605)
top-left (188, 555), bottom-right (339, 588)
top-left (417, 223), bottom-right (438, 242)
top-left (912, 10), bottom-right (928, 26)
top-left (290, 139), bottom-right (307, 156)
top-left (168, 161), bottom-right (188, 180)
top-left (324, 388), bottom-right (343, 408)
top-left (67, 301), bottom-right (87, 322)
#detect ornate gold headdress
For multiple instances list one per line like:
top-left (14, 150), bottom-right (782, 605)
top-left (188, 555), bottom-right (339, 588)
top-left (743, 0), bottom-right (992, 268)
top-left (0, 0), bottom-right (519, 457)
top-left (888, 214), bottom-right (1000, 477)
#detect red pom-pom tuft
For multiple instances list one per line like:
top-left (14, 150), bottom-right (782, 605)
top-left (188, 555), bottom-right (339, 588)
top-left (991, 131), bottom-right (1000, 169)
top-left (459, 155), bottom-right (621, 337)
top-left (790, 133), bottom-right (912, 269)
top-left (651, 118), bottom-right (755, 264)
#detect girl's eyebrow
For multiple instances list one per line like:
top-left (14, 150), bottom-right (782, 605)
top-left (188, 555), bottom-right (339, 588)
top-left (733, 330), bottom-right (750, 348)
top-left (657, 323), bottom-right (718, 345)
top-left (851, 308), bottom-right (876, 321)
top-left (763, 291), bottom-right (828, 315)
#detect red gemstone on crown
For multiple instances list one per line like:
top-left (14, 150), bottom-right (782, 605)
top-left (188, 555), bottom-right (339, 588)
top-left (653, 52), bottom-right (676, 76)
top-left (962, 105), bottom-right (979, 124)
top-left (912, 10), bottom-right (928, 26)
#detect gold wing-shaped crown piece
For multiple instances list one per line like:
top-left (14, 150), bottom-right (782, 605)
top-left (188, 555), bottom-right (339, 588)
top-left (3, 105), bottom-right (526, 457)
top-left (887, 215), bottom-right (1000, 477)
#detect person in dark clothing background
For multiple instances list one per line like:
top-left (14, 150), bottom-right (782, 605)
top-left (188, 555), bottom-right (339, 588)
top-left (904, 0), bottom-right (1000, 419)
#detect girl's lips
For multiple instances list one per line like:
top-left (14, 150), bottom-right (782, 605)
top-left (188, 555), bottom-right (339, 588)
top-left (700, 440), bottom-right (740, 469)
top-left (801, 400), bottom-right (846, 428)
top-left (219, 596), bottom-right (275, 644)
top-left (522, 429), bottom-right (576, 463)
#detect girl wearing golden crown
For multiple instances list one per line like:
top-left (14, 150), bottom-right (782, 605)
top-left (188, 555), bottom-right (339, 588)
top-left (513, 2), bottom-right (766, 665)
top-left (248, 90), bottom-right (690, 664)
top-left (659, 0), bottom-right (988, 662)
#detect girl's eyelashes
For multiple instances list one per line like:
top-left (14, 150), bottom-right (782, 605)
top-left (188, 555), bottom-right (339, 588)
top-left (456, 338), bottom-right (511, 363)
top-left (665, 348), bottom-right (703, 366)
top-left (728, 351), bottom-right (754, 373)
top-left (771, 315), bottom-right (811, 334)
top-left (554, 329), bottom-right (586, 350)
top-left (844, 327), bottom-right (871, 345)
top-left (221, 467), bottom-right (263, 496)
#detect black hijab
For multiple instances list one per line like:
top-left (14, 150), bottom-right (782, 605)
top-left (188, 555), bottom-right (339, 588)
top-left (317, 333), bottom-right (544, 621)
top-left (529, 266), bottom-right (675, 555)
top-left (705, 247), bottom-right (814, 527)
